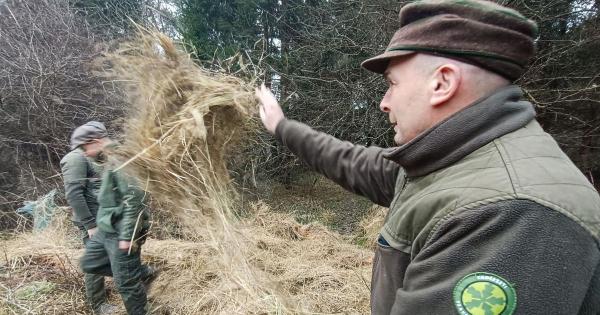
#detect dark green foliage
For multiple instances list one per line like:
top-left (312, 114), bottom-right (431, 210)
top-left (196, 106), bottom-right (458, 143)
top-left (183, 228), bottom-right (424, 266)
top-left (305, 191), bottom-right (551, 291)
top-left (178, 0), bottom-right (278, 61)
top-left (177, 0), bottom-right (600, 186)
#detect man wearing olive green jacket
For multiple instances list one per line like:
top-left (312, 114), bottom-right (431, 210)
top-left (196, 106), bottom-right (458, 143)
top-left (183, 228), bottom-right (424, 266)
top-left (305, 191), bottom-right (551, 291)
top-left (80, 147), bottom-right (154, 315)
top-left (256, 1), bottom-right (600, 314)
top-left (60, 121), bottom-right (116, 314)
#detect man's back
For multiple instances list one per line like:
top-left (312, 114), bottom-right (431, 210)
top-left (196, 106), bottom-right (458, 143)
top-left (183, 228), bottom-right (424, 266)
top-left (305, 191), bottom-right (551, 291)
top-left (60, 148), bottom-right (103, 229)
top-left (95, 160), bottom-right (149, 242)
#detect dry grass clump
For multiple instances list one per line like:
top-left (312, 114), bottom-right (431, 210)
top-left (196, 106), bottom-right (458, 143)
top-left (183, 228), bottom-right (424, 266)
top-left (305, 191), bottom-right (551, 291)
top-left (100, 28), bottom-right (259, 240)
top-left (102, 28), bottom-right (257, 217)
top-left (0, 207), bottom-right (90, 314)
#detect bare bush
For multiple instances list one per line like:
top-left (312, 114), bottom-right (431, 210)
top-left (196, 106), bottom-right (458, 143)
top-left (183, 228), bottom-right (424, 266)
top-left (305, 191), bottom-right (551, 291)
top-left (0, 0), bottom-right (126, 227)
top-left (511, 0), bottom-right (600, 184)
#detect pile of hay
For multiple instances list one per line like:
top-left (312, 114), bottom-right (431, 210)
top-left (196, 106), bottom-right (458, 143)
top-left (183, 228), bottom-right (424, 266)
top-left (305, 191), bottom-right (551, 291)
top-left (144, 201), bottom-right (373, 314)
top-left (0, 207), bottom-right (91, 314)
top-left (1, 202), bottom-right (374, 314)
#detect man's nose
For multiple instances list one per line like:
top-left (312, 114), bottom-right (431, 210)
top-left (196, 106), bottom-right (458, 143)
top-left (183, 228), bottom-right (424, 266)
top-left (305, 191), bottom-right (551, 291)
top-left (379, 99), bottom-right (390, 113)
top-left (379, 89), bottom-right (391, 112)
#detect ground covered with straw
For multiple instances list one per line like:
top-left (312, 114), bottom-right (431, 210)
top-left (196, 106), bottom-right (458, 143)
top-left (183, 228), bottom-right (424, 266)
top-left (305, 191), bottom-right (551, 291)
top-left (0, 202), bottom-right (384, 314)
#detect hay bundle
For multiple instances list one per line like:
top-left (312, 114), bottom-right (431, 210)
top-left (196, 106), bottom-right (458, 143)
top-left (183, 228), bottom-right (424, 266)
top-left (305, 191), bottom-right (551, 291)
top-left (103, 30), bottom-right (256, 219)
top-left (101, 30), bottom-right (295, 313)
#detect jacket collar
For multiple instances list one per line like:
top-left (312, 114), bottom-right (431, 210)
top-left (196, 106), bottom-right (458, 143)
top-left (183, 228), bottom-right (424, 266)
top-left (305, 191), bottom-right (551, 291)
top-left (383, 85), bottom-right (536, 177)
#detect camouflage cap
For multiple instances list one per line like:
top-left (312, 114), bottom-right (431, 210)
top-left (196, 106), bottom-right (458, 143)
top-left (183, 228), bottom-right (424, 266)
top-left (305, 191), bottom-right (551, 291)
top-left (70, 121), bottom-right (108, 150)
top-left (361, 0), bottom-right (539, 80)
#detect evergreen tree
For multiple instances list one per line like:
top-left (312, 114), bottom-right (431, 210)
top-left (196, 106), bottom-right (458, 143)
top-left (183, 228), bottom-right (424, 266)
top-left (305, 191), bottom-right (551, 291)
top-left (178, 0), bottom-right (278, 62)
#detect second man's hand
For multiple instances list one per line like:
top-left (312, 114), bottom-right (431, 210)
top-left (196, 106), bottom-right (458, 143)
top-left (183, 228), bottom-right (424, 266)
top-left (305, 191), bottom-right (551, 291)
top-left (255, 83), bottom-right (285, 134)
top-left (87, 227), bottom-right (97, 238)
top-left (119, 240), bottom-right (132, 252)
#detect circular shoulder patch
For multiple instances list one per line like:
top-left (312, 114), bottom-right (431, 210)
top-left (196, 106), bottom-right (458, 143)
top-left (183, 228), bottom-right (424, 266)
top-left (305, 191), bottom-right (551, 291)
top-left (453, 272), bottom-right (516, 315)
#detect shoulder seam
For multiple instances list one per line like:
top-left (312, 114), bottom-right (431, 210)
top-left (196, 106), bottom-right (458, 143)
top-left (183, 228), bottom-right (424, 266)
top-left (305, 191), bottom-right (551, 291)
top-left (493, 138), bottom-right (519, 195)
top-left (424, 195), bottom-right (516, 246)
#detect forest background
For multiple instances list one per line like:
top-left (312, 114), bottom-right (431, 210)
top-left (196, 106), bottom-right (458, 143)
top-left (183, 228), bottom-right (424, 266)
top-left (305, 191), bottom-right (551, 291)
top-left (1, 0), bottom-right (599, 231)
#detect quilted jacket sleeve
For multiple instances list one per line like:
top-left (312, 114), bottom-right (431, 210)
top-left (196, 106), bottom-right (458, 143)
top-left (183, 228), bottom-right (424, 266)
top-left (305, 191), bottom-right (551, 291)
top-left (275, 119), bottom-right (401, 207)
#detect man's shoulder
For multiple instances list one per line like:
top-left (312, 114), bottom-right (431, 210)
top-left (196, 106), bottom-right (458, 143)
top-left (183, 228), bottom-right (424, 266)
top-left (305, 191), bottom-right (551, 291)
top-left (421, 120), bottom-right (600, 241)
top-left (60, 149), bottom-right (87, 166)
top-left (385, 121), bottom-right (600, 251)
top-left (432, 119), bottom-right (599, 211)
top-left (100, 161), bottom-right (141, 189)
top-left (382, 139), bottom-right (514, 251)
top-left (495, 120), bottom-right (600, 239)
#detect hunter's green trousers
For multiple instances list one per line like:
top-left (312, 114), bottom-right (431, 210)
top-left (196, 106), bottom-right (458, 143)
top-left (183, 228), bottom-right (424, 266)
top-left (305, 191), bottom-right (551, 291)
top-left (81, 229), bottom-right (107, 311)
top-left (80, 230), bottom-right (150, 315)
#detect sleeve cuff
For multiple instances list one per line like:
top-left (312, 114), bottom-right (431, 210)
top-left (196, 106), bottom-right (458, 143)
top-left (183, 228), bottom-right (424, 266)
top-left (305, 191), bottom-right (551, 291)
top-left (118, 235), bottom-right (132, 241)
top-left (274, 118), bottom-right (292, 143)
top-left (83, 221), bottom-right (97, 230)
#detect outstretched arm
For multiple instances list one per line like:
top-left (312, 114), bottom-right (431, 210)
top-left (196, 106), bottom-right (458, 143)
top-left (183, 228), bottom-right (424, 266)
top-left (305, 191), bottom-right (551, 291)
top-left (255, 84), bottom-right (401, 206)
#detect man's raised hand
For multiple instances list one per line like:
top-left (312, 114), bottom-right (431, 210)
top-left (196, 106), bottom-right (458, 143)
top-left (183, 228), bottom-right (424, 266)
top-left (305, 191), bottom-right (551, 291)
top-left (255, 84), bottom-right (285, 134)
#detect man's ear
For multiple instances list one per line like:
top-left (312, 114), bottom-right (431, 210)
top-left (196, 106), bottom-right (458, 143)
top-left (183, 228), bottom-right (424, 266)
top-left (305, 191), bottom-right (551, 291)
top-left (429, 64), bottom-right (461, 107)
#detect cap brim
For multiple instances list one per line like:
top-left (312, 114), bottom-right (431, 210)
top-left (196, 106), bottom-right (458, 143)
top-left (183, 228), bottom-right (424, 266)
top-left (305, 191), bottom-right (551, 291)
top-left (361, 50), bottom-right (415, 74)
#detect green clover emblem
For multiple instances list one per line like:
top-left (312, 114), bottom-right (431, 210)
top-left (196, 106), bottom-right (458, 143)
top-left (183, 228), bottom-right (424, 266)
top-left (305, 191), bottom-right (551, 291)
top-left (453, 272), bottom-right (516, 315)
